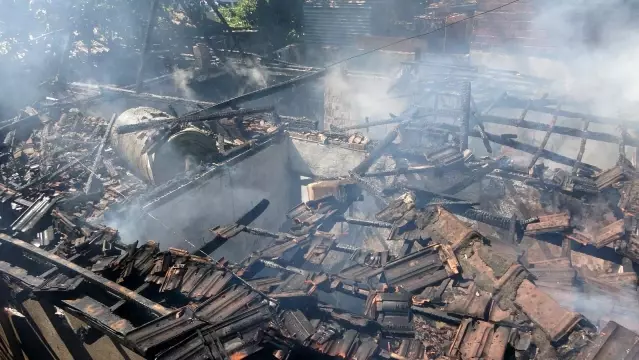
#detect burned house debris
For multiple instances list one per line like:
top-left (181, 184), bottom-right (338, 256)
top-left (3, 1), bottom-right (639, 360)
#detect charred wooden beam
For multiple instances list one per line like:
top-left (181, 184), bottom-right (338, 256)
top-left (470, 96), bottom-right (492, 153)
top-left (528, 103), bottom-right (562, 170)
top-left (478, 131), bottom-right (598, 170)
top-left (115, 106), bottom-right (274, 134)
top-left (337, 216), bottom-right (393, 229)
top-left (84, 113), bottom-right (117, 194)
top-left (501, 95), bottom-right (632, 127)
top-left (480, 115), bottom-right (639, 147)
top-left (0, 233), bottom-right (171, 316)
top-left (383, 246), bottom-right (455, 293)
top-left (572, 119), bottom-right (591, 175)
top-left (330, 117), bottom-right (404, 132)
top-left (459, 82), bottom-right (471, 151)
top-left (172, 69), bottom-right (327, 121)
top-left (70, 82), bottom-right (217, 106)
top-left (352, 124), bottom-right (403, 176)
top-left (442, 160), bottom-right (502, 195)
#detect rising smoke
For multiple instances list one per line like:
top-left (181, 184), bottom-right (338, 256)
top-left (530, 0), bottom-right (639, 116)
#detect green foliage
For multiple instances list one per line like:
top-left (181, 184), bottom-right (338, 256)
top-left (217, 0), bottom-right (261, 28)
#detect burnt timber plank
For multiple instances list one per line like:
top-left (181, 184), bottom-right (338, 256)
top-left (572, 119), bottom-right (591, 175)
top-left (528, 103), bottom-right (562, 171)
top-left (480, 115), bottom-right (639, 147)
top-left (0, 233), bottom-right (171, 316)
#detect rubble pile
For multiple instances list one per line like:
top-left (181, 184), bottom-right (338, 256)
top-left (1, 52), bottom-right (639, 360)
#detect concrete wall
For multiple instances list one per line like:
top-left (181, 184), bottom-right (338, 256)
top-left (288, 137), bottom-right (367, 178)
top-left (135, 141), bottom-right (299, 262)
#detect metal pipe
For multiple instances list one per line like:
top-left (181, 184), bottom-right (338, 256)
top-left (339, 217), bottom-right (393, 229)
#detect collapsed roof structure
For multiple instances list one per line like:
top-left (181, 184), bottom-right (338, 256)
top-left (1, 1), bottom-right (639, 360)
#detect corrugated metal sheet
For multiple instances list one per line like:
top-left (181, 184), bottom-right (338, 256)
top-left (303, 0), bottom-right (374, 46)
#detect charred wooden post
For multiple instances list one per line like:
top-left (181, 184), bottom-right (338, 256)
top-left (352, 124), bottom-right (403, 176)
top-left (84, 113), bottom-right (117, 194)
top-left (572, 119), bottom-right (591, 175)
top-left (528, 103), bottom-right (562, 171)
top-left (135, 0), bottom-right (161, 93)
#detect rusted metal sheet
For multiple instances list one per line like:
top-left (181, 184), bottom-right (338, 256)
top-left (259, 236), bottom-right (309, 259)
top-left (125, 307), bottom-right (206, 356)
top-left (364, 292), bottom-right (413, 334)
top-left (313, 328), bottom-right (360, 358)
top-left (36, 273), bottom-right (83, 292)
top-left (617, 232), bottom-right (639, 263)
top-left (195, 287), bottom-right (260, 325)
top-left (317, 305), bottom-right (374, 328)
top-left (448, 319), bottom-right (509, 360)
top-left (338, 263), bottom-right (384, 282)
top-left (618, 179), bottom-right (639, 216)
top-left (247, 277), bottom-right (282, 292)
top-left (576, 321), bottom-right (639, 360)
top-left (304, 235), bottom-right (335, 265)
top-left (593, 219), bottom-right (626, 248)
top-left (514, 279), bottom-right (582, 342)
top-left (446, 283), bottom-right (492, 319)
top-left (596, 165), bottom-right (632, 190)
top-left (281, 310), bottom-right (315, 342)
top-left (462, 242), bottom-right (528, 293)
top-left (0, 261), bottom-right (45, 288)
top-left (63, 296), bottom-right (134, 335)
top-left (270, 274), bottom-right (314, 299)
top-left (430, 207), bottom-right (482, 250)
top-left (188, 269), bottom-right (232, 301)
top-left (154, 305), bottom-right (271, 360)
top-left (383, 246), bottom-right (450, 293)
top-left (529, 267), bottom-right (576, 289)
top-left (524, 212), bottom-right (571, 235)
